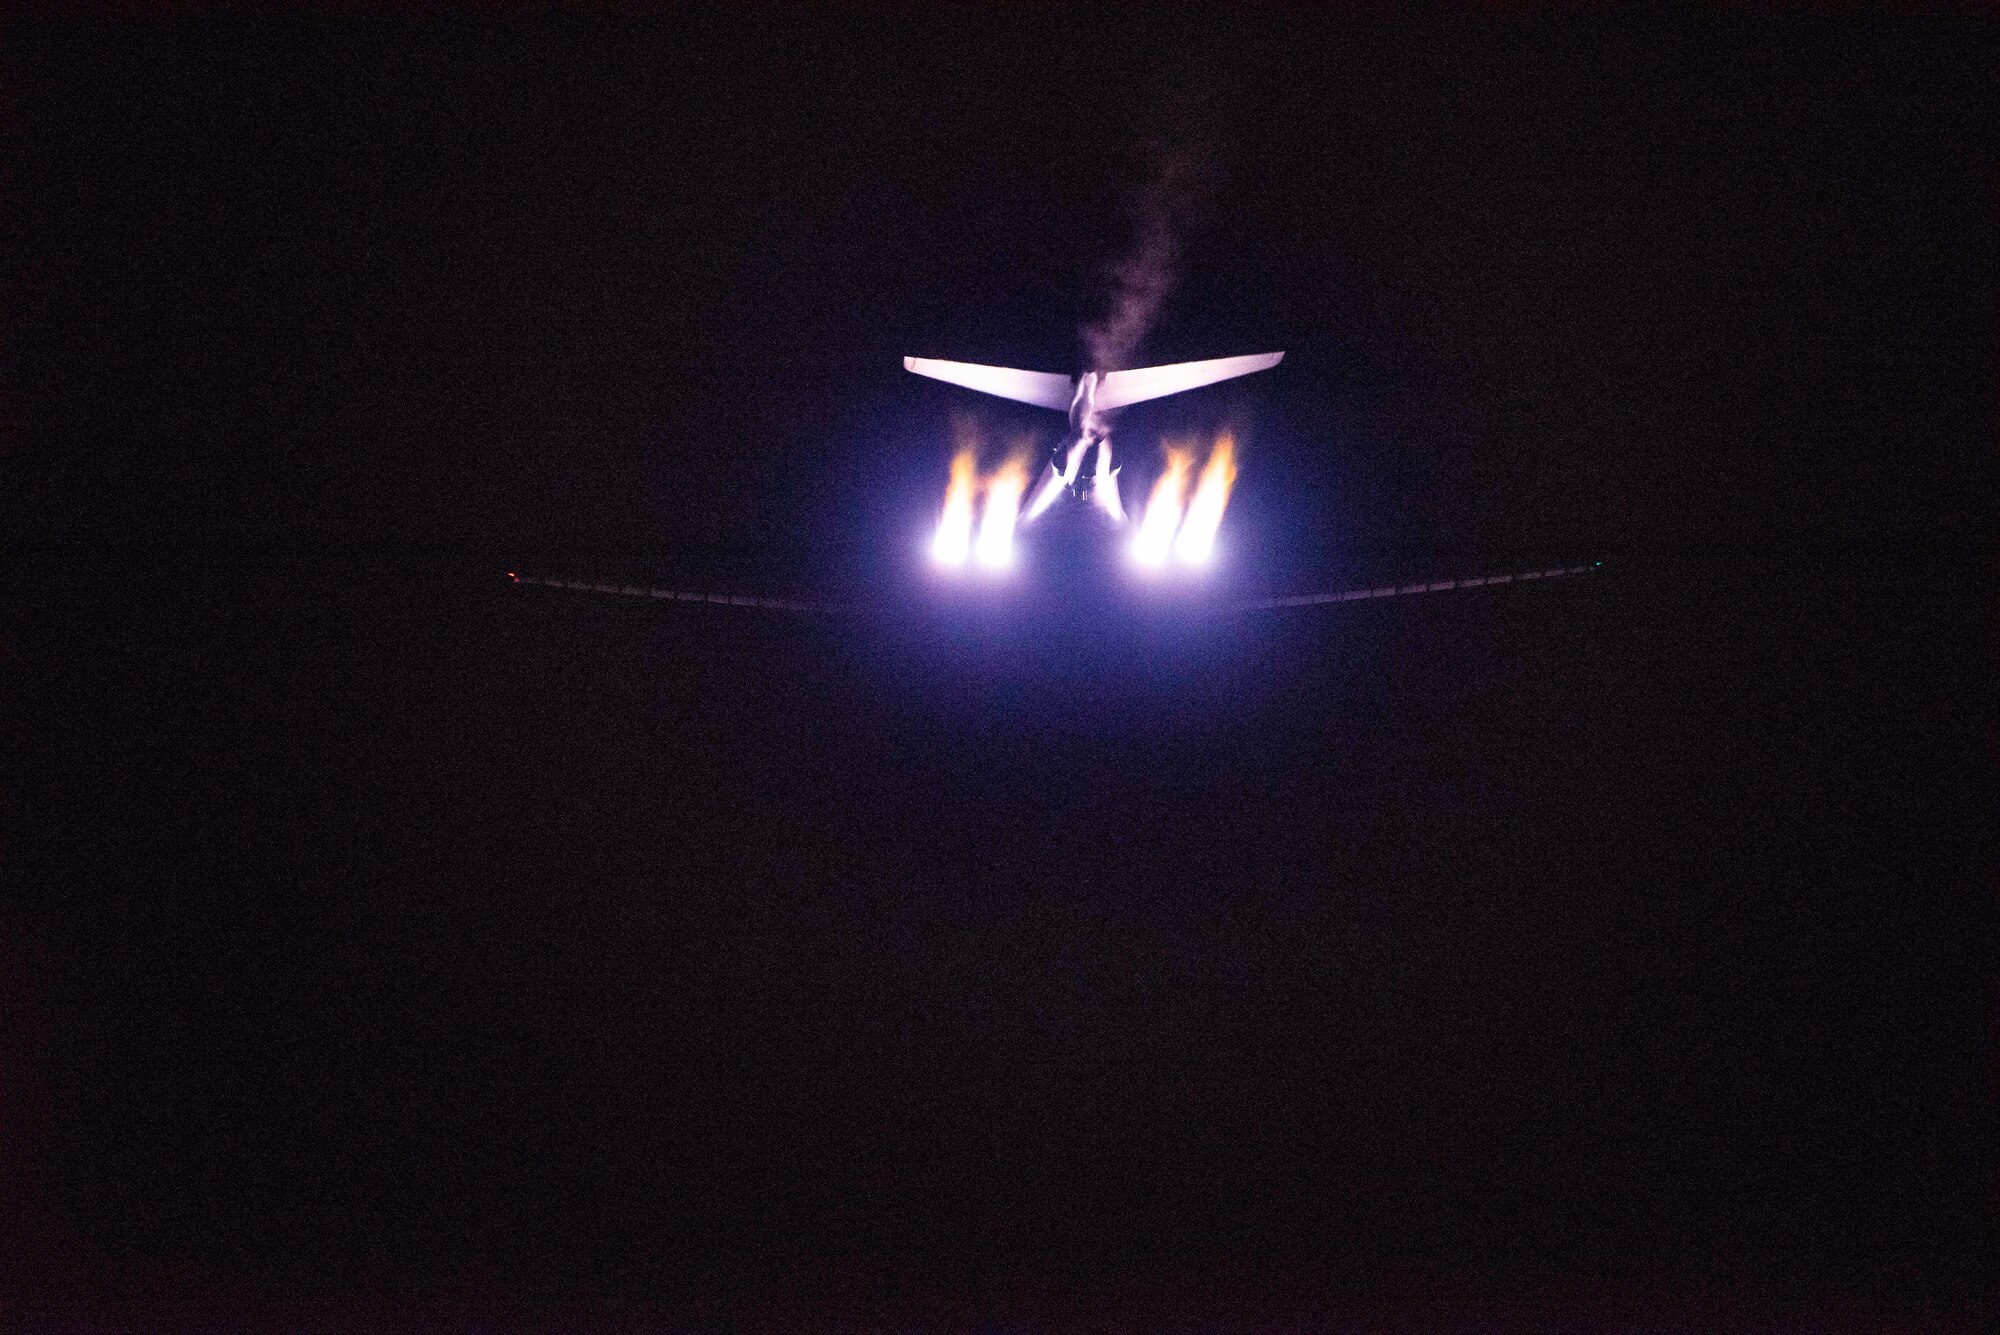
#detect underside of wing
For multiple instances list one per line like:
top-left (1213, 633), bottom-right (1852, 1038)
top-left (1093, 352), bottom-right (1284, 411)
top-left (903, 357), bottom-right (1076, 411)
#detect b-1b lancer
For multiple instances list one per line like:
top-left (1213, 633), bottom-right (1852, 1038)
top-left (903, 351), bottom-right (1283, 523)
top-left (512, 342), bottom-right (1602, 607)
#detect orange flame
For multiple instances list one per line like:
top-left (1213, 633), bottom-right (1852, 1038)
top-left (1131, 443), bottom-right (1194, 567)
top-left (1173, 431), bottom-right (1237, 564)
top-left (974, 445), bottom-right (1032, 569)
top-left (932, 445), bottom-right (978, 566)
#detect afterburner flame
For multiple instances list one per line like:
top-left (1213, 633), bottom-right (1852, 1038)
top-left (1173, 432), bottom-right (1236, 564)
top-left (1131, 444), bottom-right (1194, 567)
top-left (932, 446), bottom-right (978, 565)
top-left (938, 425), bottom-right (1236, 572)
top-left (974, 449), bottom-right (1031, 569)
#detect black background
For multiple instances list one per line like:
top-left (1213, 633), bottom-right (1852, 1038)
top-left (5, 11), bottom-right (1991, 1330)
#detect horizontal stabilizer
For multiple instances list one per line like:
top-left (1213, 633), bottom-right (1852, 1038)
top-left (1094, 352), bottom-right (1284, 411)
top-left (903, 357), bottom-right (1076, 412)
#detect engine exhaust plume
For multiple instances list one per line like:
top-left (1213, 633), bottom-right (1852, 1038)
top-left (1173, 431), bottom-right (1236, 564)
top-left (932, 444), bottom-right (978, 566)
top-left (974, 447), bottom-right (1032, 569)
top-left (1083, 148), bottom-right (1213, 372)
top-left (1131, 443), bottom-right (1194, 568)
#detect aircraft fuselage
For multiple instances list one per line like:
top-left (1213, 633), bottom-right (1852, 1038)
top-left (1059, 371), bottom-right (1112, 499)
top-left (903, 350), bottom-right (1283, 520)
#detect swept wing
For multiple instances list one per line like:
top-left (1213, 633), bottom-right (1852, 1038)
top-left (1094, 352), bottom-right (1284, 411)
top-left (902, 357), bottom-right (1076, 411)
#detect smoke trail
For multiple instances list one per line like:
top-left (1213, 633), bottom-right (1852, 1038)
top-left (1081, 148), bottom-right (1214, 372)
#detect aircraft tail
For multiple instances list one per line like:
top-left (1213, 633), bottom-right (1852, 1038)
top-left (1093, 352), bottom-right (1283, 411)
top-left (903, 357), bottom-right (1075, 411)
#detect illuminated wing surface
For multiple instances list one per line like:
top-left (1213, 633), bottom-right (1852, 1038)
top-left (902, 357), bottom-right (1076, 411)
top-left (509, 562), bottom-right (1597, 612)
top-left (1094, 352), bottom-right (1285, 411)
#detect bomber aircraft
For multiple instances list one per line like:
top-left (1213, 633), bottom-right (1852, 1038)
top-left (510, 345), bottom-right (1598, 606)
top-left (903, 352), bottom-right (1283, 524)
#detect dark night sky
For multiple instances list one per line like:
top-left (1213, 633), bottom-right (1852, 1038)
top-left (4, 11), bottom-right (1993, 1330)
